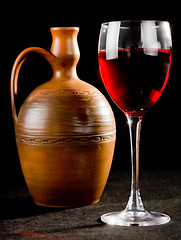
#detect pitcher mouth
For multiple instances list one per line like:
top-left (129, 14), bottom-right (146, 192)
top-left (50, 27), bottom-right (79, 31)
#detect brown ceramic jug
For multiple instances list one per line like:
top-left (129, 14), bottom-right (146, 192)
top-left (10, 27), bottom-right (116, 207)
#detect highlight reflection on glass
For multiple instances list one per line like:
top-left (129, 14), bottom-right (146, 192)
top-left (98, 21), bottom-right (172, 226)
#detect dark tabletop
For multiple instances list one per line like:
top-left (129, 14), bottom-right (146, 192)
top-left (0, 169), bottom-right (181, 240)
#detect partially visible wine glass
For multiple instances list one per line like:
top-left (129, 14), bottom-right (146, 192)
top-left (98, 20), bottom-right (172, 226)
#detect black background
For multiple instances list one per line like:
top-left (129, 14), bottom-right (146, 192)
top-left (1, 3), bottom-right (179, 188)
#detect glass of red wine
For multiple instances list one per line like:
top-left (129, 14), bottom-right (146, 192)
top-left (98, 20), bottom-right (172, 226)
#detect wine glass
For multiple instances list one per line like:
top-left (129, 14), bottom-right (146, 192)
top-left (98, 20), bottom-right (172, 226)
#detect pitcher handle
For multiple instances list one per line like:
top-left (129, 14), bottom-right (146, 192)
top-left (10, 47), bottom-right (55, 125)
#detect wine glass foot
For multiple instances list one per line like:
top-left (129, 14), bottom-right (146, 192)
top-left (101, 209), bottom-right (170, 226)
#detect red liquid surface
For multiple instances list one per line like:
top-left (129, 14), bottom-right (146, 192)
top-left (99, 49), bottom-right (172, 116)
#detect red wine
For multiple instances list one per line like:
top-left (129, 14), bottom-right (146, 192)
top-left (99, 49), bottom-right (172, 116)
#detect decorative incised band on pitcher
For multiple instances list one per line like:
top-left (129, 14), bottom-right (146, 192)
top-left (16, 132), bottom-right (116, 145)
top-left (32, 89), bottom-right (101, 96)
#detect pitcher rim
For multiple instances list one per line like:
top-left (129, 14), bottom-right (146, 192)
top-left (50, 27), bottom-right (79, 31)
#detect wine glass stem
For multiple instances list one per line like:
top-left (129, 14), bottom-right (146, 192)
top-left (126, 115), bottom-right (144, 211)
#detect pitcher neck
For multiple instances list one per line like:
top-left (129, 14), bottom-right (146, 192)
top-left (50, 27), bottom-right (80, 79)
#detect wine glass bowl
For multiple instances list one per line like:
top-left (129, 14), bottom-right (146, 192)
top-left (98, 21), bottom-right (172, 117)
top-left (98, 20), bottom-right (172, 226)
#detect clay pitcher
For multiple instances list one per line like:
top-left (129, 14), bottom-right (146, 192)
top-left (10, 27), bottom-right (116, 207)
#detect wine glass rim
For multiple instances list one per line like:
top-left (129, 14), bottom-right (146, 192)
top-left (101, 20), bottom-right (169, 27)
